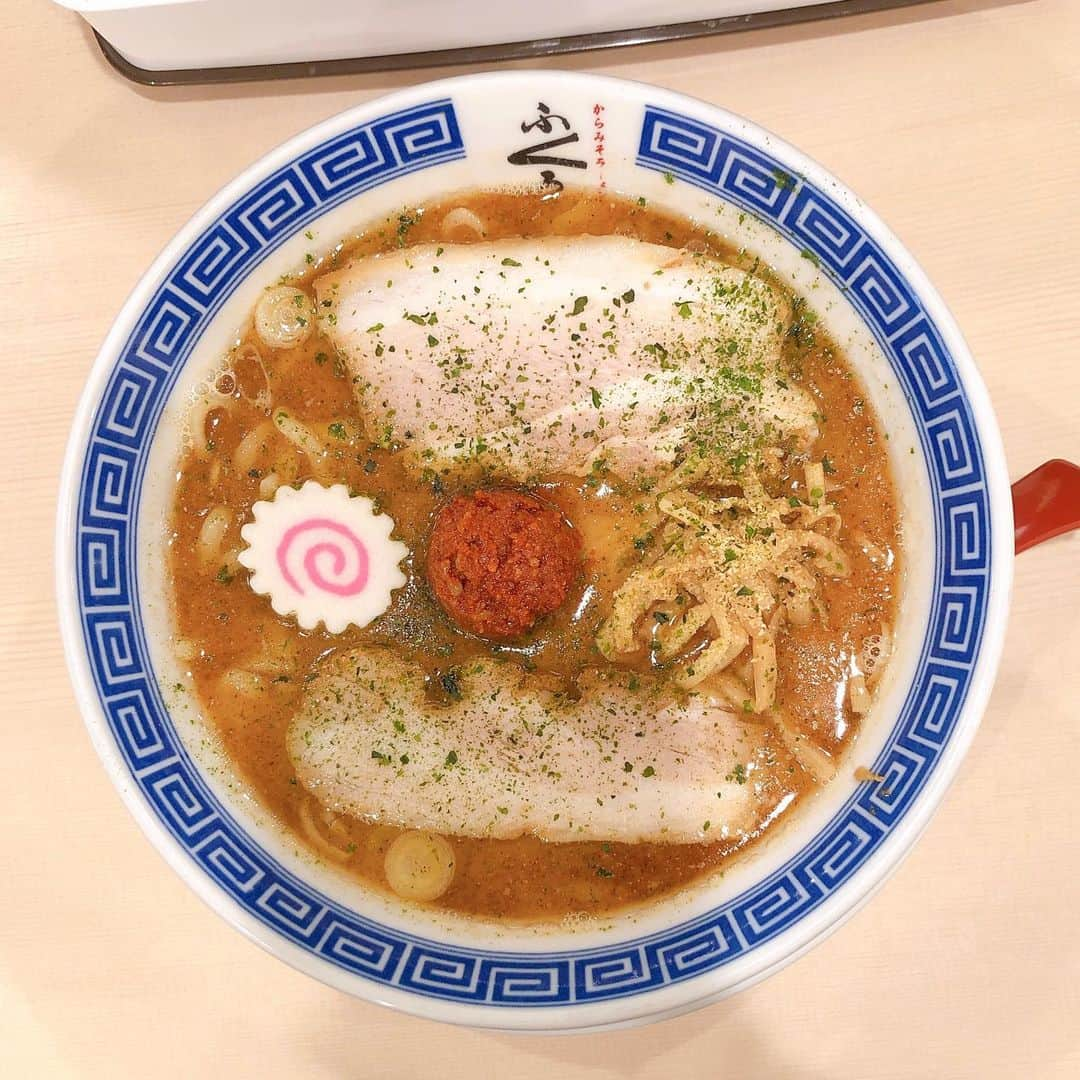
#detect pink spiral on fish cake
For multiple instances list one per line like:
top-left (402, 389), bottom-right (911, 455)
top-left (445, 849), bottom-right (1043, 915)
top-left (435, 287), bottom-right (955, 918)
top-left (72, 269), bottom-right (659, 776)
top-left (276, 518), bottom-right (369, 597)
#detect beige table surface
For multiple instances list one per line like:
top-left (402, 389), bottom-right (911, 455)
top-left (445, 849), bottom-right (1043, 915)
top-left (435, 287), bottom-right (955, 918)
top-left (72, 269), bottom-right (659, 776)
top-left (3, 0), bottom-right (1079, 1076)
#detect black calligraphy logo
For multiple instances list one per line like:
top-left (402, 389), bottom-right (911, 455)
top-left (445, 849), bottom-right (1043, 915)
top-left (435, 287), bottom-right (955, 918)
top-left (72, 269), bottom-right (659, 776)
top-left (520, 102), bottom-right (570, 135)
top-left (508, 102), bottom-right (587, 192)
top-left (539, 170), bottom-right (563, 192)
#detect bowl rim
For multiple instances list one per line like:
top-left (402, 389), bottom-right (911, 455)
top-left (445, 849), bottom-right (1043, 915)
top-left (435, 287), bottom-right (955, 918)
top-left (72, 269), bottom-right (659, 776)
top-left (55, 69), bottom-right (1014, 1032)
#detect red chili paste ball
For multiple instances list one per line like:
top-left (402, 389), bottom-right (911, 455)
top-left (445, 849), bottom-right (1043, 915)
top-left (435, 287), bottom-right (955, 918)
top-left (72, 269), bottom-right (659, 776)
top-left (427, 489), bottom-right (581, 640)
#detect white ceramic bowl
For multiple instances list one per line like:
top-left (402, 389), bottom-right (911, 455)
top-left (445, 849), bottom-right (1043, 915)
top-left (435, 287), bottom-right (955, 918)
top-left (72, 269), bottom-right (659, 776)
top-left (56, 71), bottom-right (1012, 1032)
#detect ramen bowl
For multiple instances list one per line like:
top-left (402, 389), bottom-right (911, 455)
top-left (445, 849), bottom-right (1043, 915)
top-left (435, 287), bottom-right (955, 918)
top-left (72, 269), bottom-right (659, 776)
top-left (56, 71), bottom-right (1013, 1032)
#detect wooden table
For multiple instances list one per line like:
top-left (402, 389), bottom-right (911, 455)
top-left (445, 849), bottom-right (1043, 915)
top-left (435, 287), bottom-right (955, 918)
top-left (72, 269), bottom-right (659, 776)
top-left (4, 1), bottom-right (1078, 1075)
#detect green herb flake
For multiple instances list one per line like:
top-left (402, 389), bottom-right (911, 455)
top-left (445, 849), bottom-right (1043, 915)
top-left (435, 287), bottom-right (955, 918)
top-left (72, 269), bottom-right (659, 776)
top-left (501, 257), bottom-right (522, 267)
top-left (441, 669), bottom-right (462, 700)
top-left (328, 422), bottom-right (347, 440)
top-left (771, 167), bottom-right (796, 191)
top-left (395, 211), bottom-right (417, 246)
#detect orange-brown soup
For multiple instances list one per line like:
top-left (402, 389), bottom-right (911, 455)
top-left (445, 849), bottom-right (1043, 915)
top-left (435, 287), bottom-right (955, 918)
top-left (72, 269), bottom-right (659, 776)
top-left (166, 190), bottom-right (900, 921)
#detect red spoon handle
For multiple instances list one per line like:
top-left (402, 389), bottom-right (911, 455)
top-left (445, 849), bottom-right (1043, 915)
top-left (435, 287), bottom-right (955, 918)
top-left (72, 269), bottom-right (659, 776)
top-left (1012, 459), bottom-right (1080, 554)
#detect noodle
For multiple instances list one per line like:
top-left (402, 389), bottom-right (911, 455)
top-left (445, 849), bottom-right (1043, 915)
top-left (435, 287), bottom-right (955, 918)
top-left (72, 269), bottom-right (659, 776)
top-left (220, 546), bottom-right (242, 578)
top-left (297, 798), bottom-right (352, 862)
top-left (750, 631), bottom-right (778, 712)
top-left (848, 674), bottom-right (872, 714)
top-left (440, 207), bottom-right (486, 240)
top-left (258, 471), bottom-right (281, 499)
top-left (173, 637), bottom-right (197, 662)
top-left (233, 420), bottom-right (277, 474)
top-left (221, 668), bottom-right (263, 696)
top-left (196, 506), bottom-right (232, 566)
top-left (182, 379), bottom-right (234, 459)
top-left (231, 342), bottom-right (273, 412)
top-left (853, 529), bottom-right (892, 568)
top-left (273, 411), bottom-right (326, 460)
top-left (772, 709), bottom-right (837, 783)
top-left (804, 460), bottom-right (826, 504)
top-left (549, 200), bottom-right (603, 235)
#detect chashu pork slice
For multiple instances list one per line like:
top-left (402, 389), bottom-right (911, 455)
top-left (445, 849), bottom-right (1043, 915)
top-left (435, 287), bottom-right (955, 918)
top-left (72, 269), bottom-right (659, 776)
top-left (288, 647), bottom-right (793, 844)
top-left (314, 236), bottom-right (816, 479)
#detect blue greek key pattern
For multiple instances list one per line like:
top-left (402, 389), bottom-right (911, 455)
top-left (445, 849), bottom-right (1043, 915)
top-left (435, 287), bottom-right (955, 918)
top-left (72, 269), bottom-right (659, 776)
top-left (485, 960), bottom-right (569, 1003)
top-left (196, 830), bottom-right (266, 894)
top-left (892, 317), bottom-right (959, 411)
top-left (785, 186), bottom-right (864, 268)
top-left (70, 99), bottom-right (991, 1009)
top-left (130, 287), bottom-right (202, 371)
top-left (255, 884), bottom-right (328, 939)
top-left (639, 108), bottom-right (796, 217)
top-left (804, 810), bottom-right (885, 887)
top-left (78, 525), bottom-right (128, 605)
top-left (942, 492), bottom-right (988, 578)
top-left (105, 680), bottom-right (175, 768)
top-left (735, 869), bottom-right (822, 944)
top-left (653, 919), bottom-right (740, 980)
top-left (319, 920), bottom-right (405, 978)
